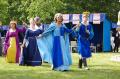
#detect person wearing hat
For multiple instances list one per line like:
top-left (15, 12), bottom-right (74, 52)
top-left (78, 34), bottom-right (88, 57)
top-left (3, 20), bottom-right (26, 63)
top-left (74, 12), bottom-right (94, 70)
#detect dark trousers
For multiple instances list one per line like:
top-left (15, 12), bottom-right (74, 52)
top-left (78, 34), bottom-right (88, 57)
top-left (114, 43), bottom-right (119, 52)
top-left (78, 58), bottom-right (87, 68)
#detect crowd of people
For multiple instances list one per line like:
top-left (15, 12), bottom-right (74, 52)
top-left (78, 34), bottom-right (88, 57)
top-left (1, 12), bottom-right (94, 71)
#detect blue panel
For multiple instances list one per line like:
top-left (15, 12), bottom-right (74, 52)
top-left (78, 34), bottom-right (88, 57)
top-left (103, 19), bottom-right (111, 52)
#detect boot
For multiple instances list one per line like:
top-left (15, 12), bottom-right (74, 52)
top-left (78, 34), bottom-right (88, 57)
top-left (78, 58), bottom-right (82, 68)
top-left (83, 58), bottom-right (89, 70)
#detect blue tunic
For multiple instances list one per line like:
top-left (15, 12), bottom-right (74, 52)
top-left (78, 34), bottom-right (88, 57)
top-left (37, 22), bottom-right (73, 71)
top-left (19, 29), bottom-right (43, 66)
top-left (76, 23), bottom-right (94, 58)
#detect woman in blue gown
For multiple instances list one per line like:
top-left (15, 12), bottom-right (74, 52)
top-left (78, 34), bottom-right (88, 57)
top-left (38, 13), bottom-right (75, 71)
top-left (75, 12), bottom-right (94, 70)
top-left (19, 18), bottom-right (43, 66)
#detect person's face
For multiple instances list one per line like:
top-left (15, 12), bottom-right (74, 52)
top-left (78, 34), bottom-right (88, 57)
top-left (82, 14), bottom-right (88, 22)
top-left (56, 16), bottom-right (63, 24)
top-left (10, 23), bottom-right (16, 29)
top-left (30, 20), bottom-right (35, 27)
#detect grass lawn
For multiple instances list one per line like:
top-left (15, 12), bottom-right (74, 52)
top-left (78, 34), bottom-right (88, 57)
top-left (0, 53), bottom-right (120, 79)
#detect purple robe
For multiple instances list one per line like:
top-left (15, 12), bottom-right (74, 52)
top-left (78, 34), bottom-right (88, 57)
top-left (4, 27), bottom-right (26, 63)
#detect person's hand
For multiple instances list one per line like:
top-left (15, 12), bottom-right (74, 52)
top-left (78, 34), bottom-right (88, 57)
top-left (22, 21), bottom-right (28, 27)
top-left (75, 23), bottom-right (80, 28)
top-left (72, 23), bottom-right (80, 30)
top-left (36, 34), bottom-right (43, 39)
top-left (21, 44), bottom-right (25, 48)
top-left (86, 30), bottom-right (90, 34)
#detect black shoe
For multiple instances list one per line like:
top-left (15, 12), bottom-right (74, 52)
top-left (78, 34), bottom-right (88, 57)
top-left (78, 59), bottom-right (82, 68)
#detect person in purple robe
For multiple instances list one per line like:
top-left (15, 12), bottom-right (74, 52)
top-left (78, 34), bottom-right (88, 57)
top-left (4, 20), bottom-right (26, 63)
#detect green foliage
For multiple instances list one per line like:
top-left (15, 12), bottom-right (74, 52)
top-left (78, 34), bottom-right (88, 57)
top-left (0, 0), bottom-right (120, 24)
top-left (0, 0), bottom-right (8, 24)
top-left (7, 0), bottom-right (27, 24)
top-left (27, 0), bottom-right (65, 23)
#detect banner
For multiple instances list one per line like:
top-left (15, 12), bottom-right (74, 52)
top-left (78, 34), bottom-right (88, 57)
top-left (63, 14), bottom-right (70, 23)
top-left (72, 14), bottom-right (80, 24)
top-left (93, 13), bottom-right (100, 24)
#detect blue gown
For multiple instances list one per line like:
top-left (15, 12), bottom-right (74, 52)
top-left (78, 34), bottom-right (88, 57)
top-left (37, 22), bottom-right (73, 71)
top-left (76, 23), bottom-right (94, 58)
top-left (19, 29), bottom-right (43, 66)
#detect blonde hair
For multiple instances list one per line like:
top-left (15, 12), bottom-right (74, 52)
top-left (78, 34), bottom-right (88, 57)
top-left (54, 13), bottom-right (63, 22)
top-left (10, 20), bottom-right (17, 25)
top-left (29, 18), bottom-right (34, 24)
top-left (9, 20), bottom-right (17, 28)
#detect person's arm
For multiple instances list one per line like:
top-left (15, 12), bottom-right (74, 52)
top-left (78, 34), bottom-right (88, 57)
top-left (22, 21), bottom-right (28, 28)
top-left (63, 26), bottom-right (73, 33)
top-left (63, 27), bottom-right (77, 38)
top-left (33, 29), bottom-right (43, 36)
top-left (17, 26), bottom-right (26, 33)
top-left (41, 24), bottom-right (54, 37)
top-left (22, 29), bottom-right (43, 47)
top-left (18, 21), bottom-right (29, 33)
top-left (3, 31), bottom-right (9, 55)
top-left (72, 23), bottom-right (81, 32)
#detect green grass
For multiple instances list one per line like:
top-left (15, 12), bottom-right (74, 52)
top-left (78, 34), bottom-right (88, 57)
top-left (0, 53), bottom-right (120, 79)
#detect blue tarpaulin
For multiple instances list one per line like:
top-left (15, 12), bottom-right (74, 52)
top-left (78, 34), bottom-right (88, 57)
top-left (63, 13), bottom-right (111, 52)
top-left (112, 23), bottom-right (118, 28)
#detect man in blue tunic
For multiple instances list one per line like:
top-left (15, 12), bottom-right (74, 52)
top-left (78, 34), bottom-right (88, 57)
top-left (75, 12), bottom-right (94, 70)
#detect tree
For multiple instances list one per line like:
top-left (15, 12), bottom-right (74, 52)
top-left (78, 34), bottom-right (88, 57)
top-left (0, 0), bottom-right (120, 24)
top-left (7, 0), bottom-right (23, 23)
top-left (0, 0), bottom-right (8, 24)
top-left (27, 0), bottom-right (65, 23)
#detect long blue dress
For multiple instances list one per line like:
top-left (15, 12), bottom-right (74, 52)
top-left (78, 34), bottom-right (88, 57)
top-left (37, 22), bottom-right (73, 71)
top-left (76, 23), bottom-right (94, 58)
top-left (19, 29), bottom-right (43, 66)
